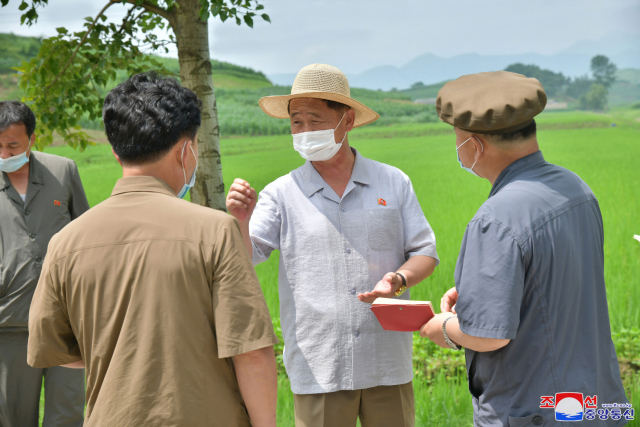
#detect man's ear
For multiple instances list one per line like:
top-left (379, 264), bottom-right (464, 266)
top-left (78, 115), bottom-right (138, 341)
top-left (473, 135), bottom-right (486, 154)
top-left (471, 134), bottom-right (487, 162)
top-left (345, 108), bottom-right (356, 132)
top-left (175, 140), bottom-right (190, 168)
top-left (28, 133), bottom-right (36, 150)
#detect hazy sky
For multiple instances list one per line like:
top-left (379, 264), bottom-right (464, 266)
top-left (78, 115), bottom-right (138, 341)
top-left (1, 0), bottom-right (638, 74)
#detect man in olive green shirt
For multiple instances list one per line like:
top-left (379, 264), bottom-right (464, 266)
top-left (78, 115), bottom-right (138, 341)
top-left (28, 72), bottom-right (279, 427)
top-left (0, 101), bottom-right (88, 427)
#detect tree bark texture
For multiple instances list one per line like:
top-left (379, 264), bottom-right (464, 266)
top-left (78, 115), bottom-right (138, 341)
top-left (173, 0), bottom-right (226, 211)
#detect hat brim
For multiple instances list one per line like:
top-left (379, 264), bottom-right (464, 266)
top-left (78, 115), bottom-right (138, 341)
top-left (259, 92), bottom-right (380, 128)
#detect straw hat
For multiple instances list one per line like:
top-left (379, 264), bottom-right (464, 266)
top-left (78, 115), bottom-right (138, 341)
top-left (259, 63), bottom-right (380, 128)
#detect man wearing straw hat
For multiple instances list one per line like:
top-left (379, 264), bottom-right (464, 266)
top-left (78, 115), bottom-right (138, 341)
top-left (226, 63), bottom-right (439, 427)
top-left (420, 71), bottom-right (629, 426)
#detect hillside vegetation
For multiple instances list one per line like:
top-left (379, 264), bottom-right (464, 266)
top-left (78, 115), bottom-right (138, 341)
top-left (0, 32), bottom-right (438, 136)
top-left (399, 67), bottom-right (640, 108)
top-left (0, 32), bottom-right (271, 89)
top-left (2, 33), bottom-right (638, 137)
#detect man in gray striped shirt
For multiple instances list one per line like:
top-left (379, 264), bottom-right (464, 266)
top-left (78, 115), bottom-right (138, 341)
top-left (226, 64), bottom-right (439, 427)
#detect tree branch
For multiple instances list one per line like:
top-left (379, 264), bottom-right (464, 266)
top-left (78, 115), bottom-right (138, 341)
top-left (124, 0), bottom-right (176, 29)
top-left (45, 1), bottom-right (119, 91)
top-left (82, 5), bottom-right (168, 80)
top-left (84, 7), bottom-right (137, 79)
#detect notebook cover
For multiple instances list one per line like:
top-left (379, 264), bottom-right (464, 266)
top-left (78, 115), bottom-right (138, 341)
top-left (370, 303), bottom-right (435, 332)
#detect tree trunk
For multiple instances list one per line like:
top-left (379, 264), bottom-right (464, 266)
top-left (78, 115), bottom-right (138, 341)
top-left (173, 0), bottom-right (226, 211)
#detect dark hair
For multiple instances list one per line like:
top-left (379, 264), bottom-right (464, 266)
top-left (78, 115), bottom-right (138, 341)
top-left (490, 119), bottom-right (537, 143)
top-left (103, 72), bottom-right (202, 164)
top-left (0, 101), bottom-right (36, 137)
top-left (287, 99), bottom-right (351, 115)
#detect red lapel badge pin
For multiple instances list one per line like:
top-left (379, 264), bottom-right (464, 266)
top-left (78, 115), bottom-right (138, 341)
top-left (54, 200), bottom-right (61, 206)
top-left (378, 198), bottom-right (387, 206)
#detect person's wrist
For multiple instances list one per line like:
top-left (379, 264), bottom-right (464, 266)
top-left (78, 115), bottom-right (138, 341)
top-left (394, 272), bottom-right (407, 296)
top-left (442, 315), bottom-right (461, 350)
top-left (237, 216), bottom-right (251, 228)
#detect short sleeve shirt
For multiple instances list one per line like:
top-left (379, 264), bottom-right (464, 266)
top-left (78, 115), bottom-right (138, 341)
top-left (455, 151), bottom-right (628, 426)
top-left (250, 149), bottom-right (438, 394)
top-left (0, 151), bottom-right (89, 330)
top-left (28, 176), bottom-right (278, 427)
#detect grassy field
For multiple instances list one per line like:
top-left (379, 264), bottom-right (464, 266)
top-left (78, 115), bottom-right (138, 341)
top-left (36, 107), bottom-right (639, 426)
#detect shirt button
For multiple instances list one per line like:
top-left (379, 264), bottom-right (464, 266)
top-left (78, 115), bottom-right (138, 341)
top-left (35, 256), bottom-right (43, 263)
top-left (350, 289), bottom-right (356, 295)
top-left (354, 331), bottom-right (360, 337)
top-left (341, 208), bottom-right (346, 212)
top-left (532, 415), bottom-right (544, 425)
top-left (345, 248), bottom-right (351, 254)
top-left (24, 210), bottom-right (30, 215)
top-left (29, 233), bottom-right (36, 239)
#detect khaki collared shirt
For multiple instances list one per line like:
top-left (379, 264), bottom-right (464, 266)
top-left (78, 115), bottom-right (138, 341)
top-left (0, 151), bottom-right (89, 330)
top-left (28, 176), bottom-right (278, 427)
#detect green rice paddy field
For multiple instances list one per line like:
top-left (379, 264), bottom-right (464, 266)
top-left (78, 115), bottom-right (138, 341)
top-left (39, 108), bottom-right (640, 426)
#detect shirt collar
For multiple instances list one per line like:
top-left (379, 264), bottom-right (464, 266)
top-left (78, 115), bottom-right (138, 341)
top-left (111, 176), bottom-right (177, 198)
top-left (489, 150), bottom-right (546, 198)
top-left (303, 148), bottom-right (371, 198)
top-left (1, 151), bottom-right (43, 191)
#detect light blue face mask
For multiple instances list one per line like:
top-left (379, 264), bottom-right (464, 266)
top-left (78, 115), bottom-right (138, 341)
top-left (0, 149), bottom-right (29, 173)
top-left (456, 136), bottom-right (483, 177)
top-left (177, 141), bottom-right (198, 199)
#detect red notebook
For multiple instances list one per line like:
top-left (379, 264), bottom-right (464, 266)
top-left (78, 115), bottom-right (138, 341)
top-left (370, 298), bottom-right (435, 332)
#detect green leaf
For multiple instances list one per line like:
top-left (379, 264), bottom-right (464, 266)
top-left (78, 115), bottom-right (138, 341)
top-left (243, 14), bottom-right (253, 28)
top-left (55, 27), bottom-right (67, 34)
top-left (261, 13), bottom-right (270, 23)
top-left (235, 16), bottom-right (241, 25)
top-left (256, 4), bottom-right (264, 10)
top-left (18, 1), bottom-right (28, 11)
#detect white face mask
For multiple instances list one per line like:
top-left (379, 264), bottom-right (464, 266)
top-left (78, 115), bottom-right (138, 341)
top-left (0, 148), bottom-right (29, 173)
top-left (177, 141), bottom-right (197, 199)
top-left (292, 112), bottom-right (347, 161)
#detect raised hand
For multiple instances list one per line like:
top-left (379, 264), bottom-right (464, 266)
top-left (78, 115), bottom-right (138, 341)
top-left (440, 287), bottom-right (458, 313)
top-left (357, 272), bottom-right (402, 304)
top-left (226, 178), bottom-right (257, 224)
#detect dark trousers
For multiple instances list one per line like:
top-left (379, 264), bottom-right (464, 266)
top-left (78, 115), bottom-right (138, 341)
top-left (0, 331), bottom-right (84, 427)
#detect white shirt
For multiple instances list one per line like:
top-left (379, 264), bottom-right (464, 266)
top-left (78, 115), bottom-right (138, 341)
top-left (250, 149), bottom-right (438, 394)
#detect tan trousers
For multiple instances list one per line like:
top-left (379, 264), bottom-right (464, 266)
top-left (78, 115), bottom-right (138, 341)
top-left (294, 382), bottom-right (415, 427)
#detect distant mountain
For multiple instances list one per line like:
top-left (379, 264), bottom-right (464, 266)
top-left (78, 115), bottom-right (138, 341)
top-left (561, 31), bottom-right (640, 57)
top-left (268, 32), bottom-right (640, 91)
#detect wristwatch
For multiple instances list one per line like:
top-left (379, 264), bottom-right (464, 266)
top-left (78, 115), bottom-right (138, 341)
top-left (442, 315), bottom-right (462, 350)
top-left (394, 272), bottom-right (407, 297)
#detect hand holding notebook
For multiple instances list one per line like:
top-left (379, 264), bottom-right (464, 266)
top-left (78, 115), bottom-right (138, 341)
top-left (370, 298), bottom-right (435, 332)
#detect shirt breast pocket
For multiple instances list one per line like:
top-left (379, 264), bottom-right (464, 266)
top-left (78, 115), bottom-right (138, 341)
top-left (365, 208), bottom-right (401, 251)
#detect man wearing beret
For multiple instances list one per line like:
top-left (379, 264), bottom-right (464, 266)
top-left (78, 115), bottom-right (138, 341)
top-left (421, 71), bottom-right (629, 426)
top-left (227, 63), bottom-right (439, 427)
